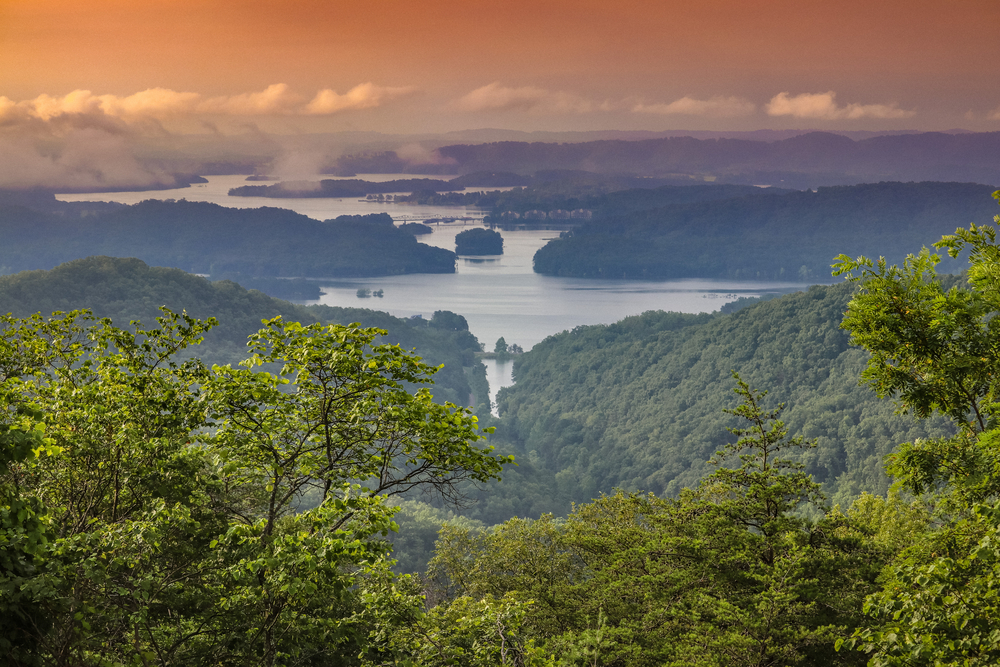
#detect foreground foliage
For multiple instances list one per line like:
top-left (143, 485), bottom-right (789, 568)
top-left (0, 310), bottom-right (507, 666)
top-left (0, 256), bottom-right (488, 407)
top-left (834, 190), bottom-right (1000, 665)
top-left (426, 374), bottom-right (879, 666)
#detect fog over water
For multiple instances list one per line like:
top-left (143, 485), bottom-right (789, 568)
top-left (59, 176), bottom-right (814, 407)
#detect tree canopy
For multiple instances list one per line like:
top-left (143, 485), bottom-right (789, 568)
top-left (0, 308), bottom-right (508, 666)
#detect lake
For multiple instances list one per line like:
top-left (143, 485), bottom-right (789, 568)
top-left (58, 176), bottom-right (814, 407)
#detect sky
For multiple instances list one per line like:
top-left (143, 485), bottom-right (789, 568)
top-left (2, 0), bottom-right (999, 136)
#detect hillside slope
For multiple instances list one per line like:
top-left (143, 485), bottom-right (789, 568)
top-left (0, 256), bottom-right (485, 406)
top-left (533, 182), bottom-right (997, 281)
top-left (457, 283), bottom-right (957, 523)
top-left (0, 201), bottom-right (455, 277)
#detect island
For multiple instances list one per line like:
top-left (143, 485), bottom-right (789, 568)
top-left (455, 228), bottom-right (504, 255)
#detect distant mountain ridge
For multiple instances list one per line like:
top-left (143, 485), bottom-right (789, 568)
top-left (433, 132), bottom-right (1000, 188)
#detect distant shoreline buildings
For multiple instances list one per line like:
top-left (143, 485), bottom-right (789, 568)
top-left (500, 208), bottom-right (592, 220)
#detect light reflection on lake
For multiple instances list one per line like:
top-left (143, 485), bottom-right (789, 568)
top-left (58, 177), bottom-right (815, 409)
top-left (308, 223), bottom-right (811, 409)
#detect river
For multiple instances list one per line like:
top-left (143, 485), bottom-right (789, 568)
top-left (58, 175), bottom-right (814, 408)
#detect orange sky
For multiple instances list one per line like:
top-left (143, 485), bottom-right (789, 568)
top-left (1, 0), bottom-right (999, 132)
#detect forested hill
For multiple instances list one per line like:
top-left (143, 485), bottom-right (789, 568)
top-left (533, 181), bottom-right (998, 281)
top-left (458, 282), bottom-right (957, 524)
top-left (0, 256), bottom-right (485, 407)
top-left (404, 180), bottom-right (790, 221)
top-left (435, 131), bottom-right (1000, 187)
top-left (0, 200), bottom-right (455, 277)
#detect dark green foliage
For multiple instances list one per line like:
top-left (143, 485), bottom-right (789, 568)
top-left (386, 500), bottom-right (485, 575)
top-left (833, 192), bottom-right (1000, 666)
top-left (401, 180), bottom-right (777, 223)
top-left (533, 182), bottom-right (998, 280)
top-left (455, 228), bottom-right (504, 255)
top-left (208, 273), bottom-right (321, 300)
top-left (0, 200), bottom-right (456, 277)
top-left (0, 309), bottom-right (507, 667)
top-left (398, 222), bottom-right (433, 235)
top-left (718, 293), bottom-right (781, 314)
top-left (429, 310), bottom-right (470, 332)
top-left (429, 377), bottom-right (879, 666)
top-left (0, 256), bottom-right (483, 405)
top-left (462, 287), bottom-right (955, 525)
top-left (0, 407), bottom-right (55, 664)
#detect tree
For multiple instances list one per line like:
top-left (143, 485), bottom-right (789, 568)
top-left (0, 309), bottom-right (510, 666)
top-left (0, 405), bottom-right (56, 665)
top-left (675, 373), bottom-right (870, 667)
top-left (430, 311), bottom-right (469, 332)
top-left (495, 337), bottom-right (509, 357)
top-left (833, 190), bottom-right (1000, 666)
top-left (455, 229), bottom-right (504, 256)
top-left (428, 374), bottom-right (874, 666)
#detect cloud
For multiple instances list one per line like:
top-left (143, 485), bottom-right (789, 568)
top-left (305, 83), bottom-right (416, 114)
top-left (988, 105), bottom-right (1000, 121)
top-left (395, 143), bottom-right (457, 166)
top-left (454, 83), bottom-right (602, 114)
top-left (632, 96), bottom-right (756, 117)
top-left (766, 92), bottom-right (915, 120)
top-left (0, 84), bottom-right (413, 123)
top-left (0, 130), bottom-right (173, 190)
top-left (270, 151), bottom-right (328, 181)
top-left (197, 84), bottom-right (306, 115)
top-left (0, 82), bottom-right (420, 191)
top-left (105, 88), bottom-right (202, 117)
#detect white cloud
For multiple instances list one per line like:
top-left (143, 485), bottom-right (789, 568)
top-left (454, 83), bottom-right (601, 114)
top-left (632, 96), bottom-right (756, 117)
top-left (766, 91), bottom-right (915, 120)
top-left (0, 131), bottom-right (173, 190)
top-left (102, 88), bottom-right (202, 117)
top-left (28, 90), bottom-right (102, 120)
top-left (0, 83), bottom-right (414, 123)
top-left (197, 84), bottom-right (305, 115)
top-left (304, 83), bottom-right (416, 114)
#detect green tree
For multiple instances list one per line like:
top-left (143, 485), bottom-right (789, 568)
top-left (834, 190), bottom-right (1000, 666)
top-left (0, 405), bottom-right (56, 665)
top-left (495, 337), bottom-right (509, 356)
top-left (0, 309), bottom-right (510, 666)
top-left (429, 374), bottom-right (874, 666)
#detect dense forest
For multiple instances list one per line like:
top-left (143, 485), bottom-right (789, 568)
top-left (5, 181), bottom-right (1000, 665)
top-left (0, 200), bottom-right (455, 277)
top-left (454, 283), bottom-right (952, 524)
top-left (0, 256), bottom-right (487, 407)
top-left (533, 181), bottom-right (998, 281)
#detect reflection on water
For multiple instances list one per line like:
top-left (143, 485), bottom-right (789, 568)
top-left (57, 174), bottom-right (492, 222)
top-left (481, 358), bottom-right (514, 415)
top-left (57, 177), bottom-right (817, 404)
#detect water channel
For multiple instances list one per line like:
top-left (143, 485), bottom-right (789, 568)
top-left (59, 175), bottom-right (814, 407)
